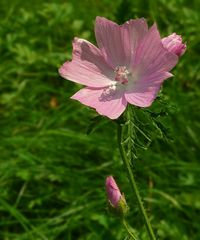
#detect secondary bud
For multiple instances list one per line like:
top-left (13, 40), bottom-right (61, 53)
top-left (162, 33), bottom-right (186, 57)
top-left (106, 176), bottom-right (128, 216)
top-left (106, 176), bottom-right (122, 207)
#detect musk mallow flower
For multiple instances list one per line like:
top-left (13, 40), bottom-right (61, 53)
top-left (59, 17), bottom-right (186, 119)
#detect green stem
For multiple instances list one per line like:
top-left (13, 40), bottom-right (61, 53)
top-left (122, 218), bottom-right (139, 240)
top-left (117, 122), bottom-right (156, 240)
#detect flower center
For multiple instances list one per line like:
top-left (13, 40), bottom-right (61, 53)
top-left (114, 66), bottom-right (129, 84)
top-left (99, 66), bottom-right (131, 102)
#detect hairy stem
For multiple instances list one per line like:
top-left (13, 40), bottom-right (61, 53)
top-left (122, 218), bottom-right (139, 240)
top-left (117, 109), bottom-right (156, 240)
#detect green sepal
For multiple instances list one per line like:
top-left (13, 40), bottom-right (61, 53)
top-left (107, 194), bottom-right (129, 218)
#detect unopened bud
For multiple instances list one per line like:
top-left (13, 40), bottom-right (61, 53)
top-left (106, 176), bottom-right (128, 216)
top-left (162, 33), bottom-right (186, 57)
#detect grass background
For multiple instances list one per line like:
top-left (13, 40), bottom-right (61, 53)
top-left (0, 0), bottom-right (200, 239)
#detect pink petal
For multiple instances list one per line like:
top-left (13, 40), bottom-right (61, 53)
top-left (95, 17), bottom-right (148, 68)
top-left (71, 87), bottom-right (127, 119)
top-left (59, 38), bottom-right (114, 88)
top-left (125, 72), bottom-right (173, 107)
top-left (133, 24), bottom-right (178, 76)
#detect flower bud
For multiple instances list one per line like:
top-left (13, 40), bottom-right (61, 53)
top-left (162, 33), bottom-right (186, 57)
top-left (106, 176), bottom-right (128, 216)
top-left (106, 176), bottom-right (121, 207)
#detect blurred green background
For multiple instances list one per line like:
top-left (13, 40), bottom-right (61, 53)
top-left (0, 0), bottom-right (200, 239)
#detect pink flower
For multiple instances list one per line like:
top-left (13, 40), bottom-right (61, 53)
top-left (162, 33), bottom-right (186, 57)
top-left (106, 176), bottom-right (122, 207)
top-left (59, 17), bottom-right (183, 119)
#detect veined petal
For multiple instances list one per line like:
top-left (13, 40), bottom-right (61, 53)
top-left (125, 72), bottom-right (173, 107)
top-left (95, 17), bottom-right (148, 68)
top-left (133, 24), bottom-right (178, 76)
top-left (71, 87), bottom-right (127, 119)
top-left (59, 38), bottom-right (114, 88)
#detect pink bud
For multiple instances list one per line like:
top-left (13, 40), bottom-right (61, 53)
top-left (106, 176), bottom-right (122, 207)
top-left (162, 33), bottom-right (186, 57)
